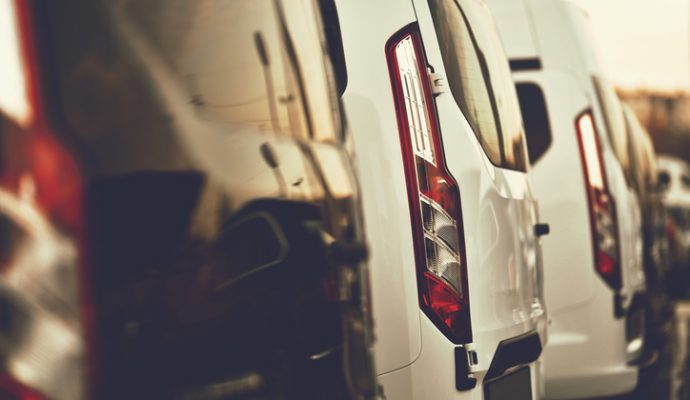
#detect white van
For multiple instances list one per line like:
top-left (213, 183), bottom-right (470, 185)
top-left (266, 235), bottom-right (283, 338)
top-left (485, 0), bottom-right (646, 397)
top-left (336, 0), bottom-right (548, 398)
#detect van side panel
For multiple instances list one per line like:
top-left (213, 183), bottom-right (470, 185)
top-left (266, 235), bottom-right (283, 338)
top-left (336, 0), bottom-right (423, 375)
top-left (514, 72), bottom-right (595, 313)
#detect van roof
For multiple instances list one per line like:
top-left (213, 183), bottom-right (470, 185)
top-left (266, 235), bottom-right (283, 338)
top-left (486, 0), bottom-right (608, 78)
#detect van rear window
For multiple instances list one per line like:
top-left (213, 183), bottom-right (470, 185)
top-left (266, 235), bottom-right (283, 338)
top-left (516, 83), bottom-right (552, 164)
top-left (427, 0), bottom-right (528, 172)
top-left (427, 0), bottom-right (502, 166)
top-left (592, 76), bottom-right (631, 184)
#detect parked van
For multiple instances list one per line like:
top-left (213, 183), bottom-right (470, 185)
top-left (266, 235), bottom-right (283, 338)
top-left (658, 155), bottom-right (690, 211)
top-left (624, 104), bottom-right (675, 398)
top-left (336, 0), bottom-right (547, 398)
top-left (485, 0), bottom-right (646, 397)
top-left (624, 105), bottom-right (669, 287)
top-left (657, 155), bottom-right (690, 293)
top-left (0, 0), bottom-right (377, 398)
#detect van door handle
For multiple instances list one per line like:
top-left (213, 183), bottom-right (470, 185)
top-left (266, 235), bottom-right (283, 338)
top-left (534, 223), bottom-right (550, 237)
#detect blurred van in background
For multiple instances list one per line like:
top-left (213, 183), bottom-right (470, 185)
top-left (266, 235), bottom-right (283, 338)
top-left (624, 105), bottom-right (669, 287)
top-left (658, 155), bottom-right (690, 295)
top-left (486, 0), bottom-right (646, 397)
top-left (0, 0), bottom-right (377, 398)
top-left (624, 104), bottom-right (675, 397)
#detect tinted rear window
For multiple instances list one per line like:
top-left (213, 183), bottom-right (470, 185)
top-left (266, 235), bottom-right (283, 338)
top-left (427, 0), bottom-right (527, 171)
top-left (659, 170), bottom-right (671, 190)
top-left (427, 0), bottom-right (501, 166)
top-left (592, 76), bottom-right (631, 183)
top-left (516, 83), bottom-right (551, 164)
top-left (623, 107), bottom-right (655, 194)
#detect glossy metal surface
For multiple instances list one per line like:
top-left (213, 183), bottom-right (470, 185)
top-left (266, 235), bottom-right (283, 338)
top-left (0, 0), bottom-right (377, 398)
top-left (486, 0), bottom-right (644, 397)
top-left (339, 0), bottom-right (546, 398)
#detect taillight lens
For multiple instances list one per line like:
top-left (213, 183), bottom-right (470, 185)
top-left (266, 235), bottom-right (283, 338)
top-left (0, 374), bottom-right (45, 400)
top-left (27, 133), bottom-right (84, 233)
top-left (576, 111), bottom-right (621, 290)
top-left (0, 1), bottom-right (89, 398)
top-left (666, 219), bottom-right (677, 242)
top-left (387, 25), bottom-right (472, 344)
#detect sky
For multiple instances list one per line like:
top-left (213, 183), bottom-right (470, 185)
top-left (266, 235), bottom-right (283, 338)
top-left (576, 0), bottom-right (690, 93)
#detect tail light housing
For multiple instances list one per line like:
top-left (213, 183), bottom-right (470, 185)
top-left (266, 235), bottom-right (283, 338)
top-left (0, 1), bottom-right (90, 398)
top-left (666, 219), bottom-right (677, 243)
top-left (386, 25), bottom-right (472, 344)
top-left (576, 111), bottom-right (622, 290)
top-left (0, 374), bottom-right (44, 400)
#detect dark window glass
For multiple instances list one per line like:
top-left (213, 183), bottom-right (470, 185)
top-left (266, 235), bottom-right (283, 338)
top-left (592, 76), bottom-right (632, 184)
top-left (516, 83), bottom-right (552, 164)
top-left (427, 0), bottom-right (527, 171)
top-left (658, 170), bottom-right (671, 190)
top-left (682, 174), bottom-right (690, 189)
top-left (623, 108), bottom-right (643, 193)
top-left (427, 0), bottom-right (501, 166)
top-left (318, 0), bottom-right (347, 97)
top-left (623, 106), bottom-right (657, 195)
top-left (643, 136), bottom-right (658, 187)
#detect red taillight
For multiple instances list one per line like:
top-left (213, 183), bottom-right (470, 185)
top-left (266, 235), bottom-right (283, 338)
top-left (666, 219), bottom-right (677, 243)
top-left (0, 1), bottom-right (91, 398)
top-left (28, 133), bottom-right (84, 233)
top-left (387, 25), bottom-right (472, 344)
top-left (576, 111), bottom-right (621, 290)
top-left (0, 374), bottom-right (45, 400)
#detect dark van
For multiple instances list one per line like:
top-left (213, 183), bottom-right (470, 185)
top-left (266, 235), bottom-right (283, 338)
top-left (0, 0), bottom-right (376, 398)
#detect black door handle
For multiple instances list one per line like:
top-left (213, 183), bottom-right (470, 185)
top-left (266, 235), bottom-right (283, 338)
top-left (534, 223), bottom-right (550, 237)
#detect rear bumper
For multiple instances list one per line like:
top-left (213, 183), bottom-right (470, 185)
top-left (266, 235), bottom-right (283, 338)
top-left (543, 285), bottom-right (639, 398)
top-left (378, 315), bottom-right (544, 400)
top-left (377, 315), bottom-right (480, 400)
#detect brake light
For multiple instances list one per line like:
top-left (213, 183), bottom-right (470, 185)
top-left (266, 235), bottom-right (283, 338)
top-left (0, 1), bottom-right (91, 398)
top-left (576, 111), bottom-right (621, 290)
top-left (28, 133), bottom-right (84, 233)
top-left (0, 374), bottom-right (45, 400)
top-left (386, 25), bottom-right (472, 344)
top-left (666, 219), bottom-right (677, 243)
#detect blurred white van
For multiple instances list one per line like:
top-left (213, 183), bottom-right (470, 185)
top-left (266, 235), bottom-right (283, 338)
top-left (485, 0), bottom-right (646, 397)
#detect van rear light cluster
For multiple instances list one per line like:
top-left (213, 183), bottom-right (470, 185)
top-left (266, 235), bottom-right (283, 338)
top-left (0, 1), bottom-right (89, 398)
top-left (0, 374), bottom-right (45, 400)
top-left (576, 111), bottom-right (622, 290)
top-left (386, 25), bottom-right (472, 344)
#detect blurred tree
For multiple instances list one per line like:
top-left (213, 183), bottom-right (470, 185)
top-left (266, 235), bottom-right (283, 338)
top-left (620, 90), bottom-right (690, 162)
